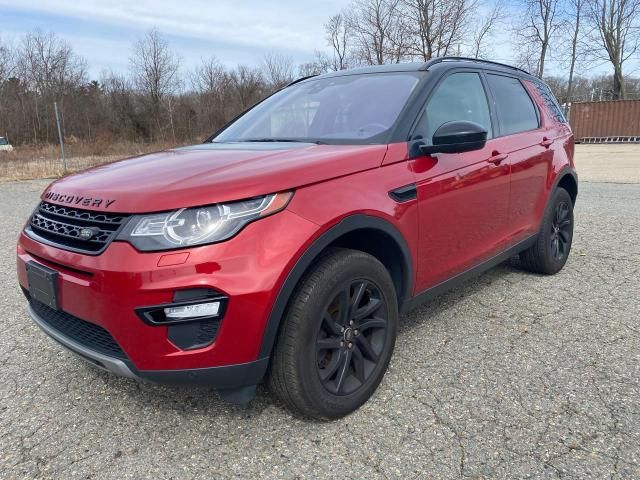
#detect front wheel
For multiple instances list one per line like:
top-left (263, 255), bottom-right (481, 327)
top-left (520, 187), bottom-right (574, 274)
top-left (267, 248), bottom-right (398, 419)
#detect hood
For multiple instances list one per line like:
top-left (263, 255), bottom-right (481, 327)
top-left (42, 142), bottom-right (389, 213)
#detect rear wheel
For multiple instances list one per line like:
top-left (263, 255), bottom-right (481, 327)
top-left (267, 248), bottom-right (398, 419)
top-left (520, 187), bottom-right (574, 274)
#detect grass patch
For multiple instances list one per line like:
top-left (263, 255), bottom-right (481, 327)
top-left (0, 140), bottom-right (187, 181)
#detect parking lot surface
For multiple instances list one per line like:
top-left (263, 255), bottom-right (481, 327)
top-left (1, 163), bottom-right (639, 478)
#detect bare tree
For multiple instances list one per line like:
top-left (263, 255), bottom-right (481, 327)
top-left (17, 30), bottom-right (87, 96)
top-left (298, 51), bottom-right (332, 76)
top-left (189, 57), bottom-right (231, 134)
top-left (564, 0), bottom-right (586, 106)
top-left (0, 37), bottom-right (15, 141)
top-left (0, 37), bottom-right (15, 84)
top-left (326, 13), bottom-right (352, 70)
top-left (348, 0), bottom-right (405, 64)
top-left (514, 0), bottom-right (562, 77)
top-left (228, 65), bottom-right (265, 110)
top-left (15, 30), bottom-right (87, 142)
top-left (262, 52), bottom-right (295, 89)
top-left (401, 0), bottom-right (477, 61)
top-left (130, 27), bottom-right (181, 134)
top-left (4, 16), bottom-right (640, 154)
top-left (100, 70), bottom-right (144, 140)
top-left (191, 57), bottom-right (228, 94)
top-left (469, 0), bottom-right (505, 59)
top-left (588, 0), bottom-right (640, 99)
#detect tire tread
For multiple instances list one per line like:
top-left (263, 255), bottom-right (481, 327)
top-left (267, 247), bottom-right (397, 419)
top-left (519, 187), bottom-right (573, 275)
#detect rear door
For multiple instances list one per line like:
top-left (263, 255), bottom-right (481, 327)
top-left (410, 70), bottom-right (512, 293)
top-left (484, 73), bottom-right (554, 242)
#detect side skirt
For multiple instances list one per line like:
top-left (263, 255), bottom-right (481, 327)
top-left (401, 234), bottom-right (537, 314)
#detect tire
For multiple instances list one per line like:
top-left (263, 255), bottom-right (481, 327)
top-left (267, 248), bottom-right (398, 420)
top-left (519, 187), bottom-right (574, 275)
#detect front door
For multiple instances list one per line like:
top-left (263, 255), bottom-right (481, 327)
top-left (410, 71), bottom-right (511, 293)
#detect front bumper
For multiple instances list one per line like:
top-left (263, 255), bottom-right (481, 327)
top-left (17, 208), bottom-right (319, 382)
top-left (28, 302), bottom-right (269, 387)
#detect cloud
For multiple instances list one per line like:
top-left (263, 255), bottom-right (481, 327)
top-left (0, 0), bottom-right (349, 53)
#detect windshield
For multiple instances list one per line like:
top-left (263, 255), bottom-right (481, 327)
top-left (0, 138), bottom-right (7, 146)
top-left (213, 73), bottom-right (422, 144)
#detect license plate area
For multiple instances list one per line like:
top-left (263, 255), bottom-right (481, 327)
top-left (26, 261), bottom-right (59, 310)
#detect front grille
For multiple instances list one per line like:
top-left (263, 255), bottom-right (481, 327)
top-left (30, 299), bottom-right (127, 360)
top-left (27, 202), bottom-right (129, 254)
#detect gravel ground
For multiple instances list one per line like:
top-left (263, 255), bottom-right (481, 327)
top-left (1, 176), bottom-right (639, 479)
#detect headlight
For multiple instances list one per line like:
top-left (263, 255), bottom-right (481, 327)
top-left (118, 191), bottom-right (292, 251)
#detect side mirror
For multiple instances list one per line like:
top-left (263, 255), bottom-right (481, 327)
top-left (419, 121), bottom-right (487, 155)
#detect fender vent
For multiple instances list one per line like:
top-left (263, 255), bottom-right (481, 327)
top-left (389, 184), bottom-right (417, 203)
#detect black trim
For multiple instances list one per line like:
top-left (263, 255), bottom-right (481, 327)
top-left (258, 214), bottom-right (413, 358)
top-left (390, 72), bottom-right (441, 144)
top-left (401, 235), bottom-right (537, 313)
top-left (173, 288), bottom-right (220, 302)
top-left (403, 67), bottom-right (493, 145)
top-left (167, 320), bottom-right (220, 351)
top-left (29, 298), bottom-right (128, 360)
top-left (552, 167), bottom-right (579, 203)
top-left (132, 357), bottom-right (270, 388)
top-left (25, 261), bottom-right (59, 310)
top-left (286, 74), bottom-right (318, 86)
top-left (406, 68), bottom-right (502, 146)
top-left (309, 57), bottom-right (531, 79)
top-left (389, 183), bottom-right (417, 203)
top-left (483, 72), bottom-right (541, 136)
top-left (424, 56), bottom-right (530, 75)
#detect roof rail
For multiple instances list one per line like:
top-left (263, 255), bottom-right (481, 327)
top-left (286, 74), bottom-right (318, 87)
top-left (421, 56), bottom-right (530, 75)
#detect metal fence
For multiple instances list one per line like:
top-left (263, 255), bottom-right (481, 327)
top-left (569, 100), bottom-right (640, 143)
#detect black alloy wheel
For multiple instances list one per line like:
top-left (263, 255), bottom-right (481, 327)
top-left (519, 187), bottom-right (574, 275)
top-left (550, 200), bottom-right (571, 262)
top-left (316, 279), bottom-right (388, 395)
top-left (267, 248), bottom-right (398, 419)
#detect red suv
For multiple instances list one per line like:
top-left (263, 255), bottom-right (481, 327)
top-left (17, 58), bottom-right (577, 419)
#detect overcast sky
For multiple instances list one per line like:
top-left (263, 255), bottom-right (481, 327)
top-left (0, 0), bottom-right (635, 79)
top-left (0, 0), bottom-right (352, 77)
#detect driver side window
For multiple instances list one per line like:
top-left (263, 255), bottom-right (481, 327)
top-left (415, 72), bottom-right (492, 143)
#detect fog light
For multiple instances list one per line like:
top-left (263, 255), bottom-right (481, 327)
top-left (164, 302), bottom-right (220, 320)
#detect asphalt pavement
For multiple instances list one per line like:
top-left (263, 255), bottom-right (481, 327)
top-left (0, 177), bottom-right (638, 479)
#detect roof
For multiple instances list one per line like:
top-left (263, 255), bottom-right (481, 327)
top-left (316, 62), bottom-right (427, 78)
top-left (297, 56), bottom-right (535, 84)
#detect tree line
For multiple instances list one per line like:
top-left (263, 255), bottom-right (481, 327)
top-left (0, 0), bottom-right (638, 147)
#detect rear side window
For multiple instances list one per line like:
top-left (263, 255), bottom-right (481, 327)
top-left (417, 72), bottom-right (493, 142)
top-left (486, 74), bottom-right (539, 136)
top-left (534, 81), bottom-right (567, 123)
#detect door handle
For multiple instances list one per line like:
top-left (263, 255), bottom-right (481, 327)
top-left (540, 137), bottom-right (553, 148)
top-left (487, 152), bottom-right (508, 165)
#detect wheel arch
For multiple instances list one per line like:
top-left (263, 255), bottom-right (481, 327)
top-left (553, 168), bottom-right (578, 206)
top-left (258, 214), bottom-right (414, 358)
